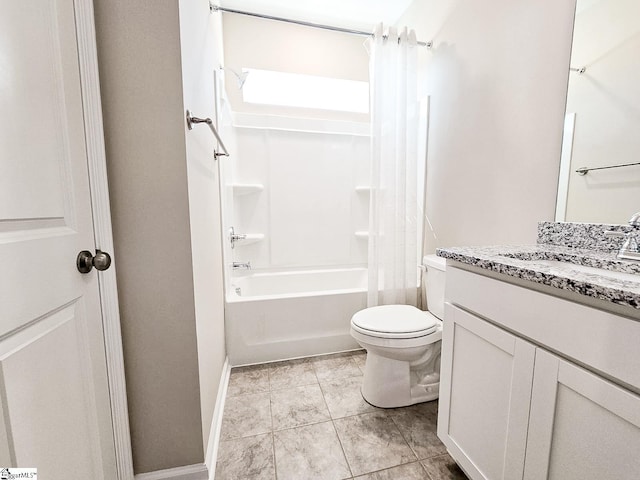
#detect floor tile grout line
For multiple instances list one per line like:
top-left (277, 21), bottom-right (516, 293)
top-left (315, 373), bottom-right (353, 478)
top-left (310, 354), bottom-right (363, 381)
top-left (269, 379), bottom-right (320, 393)
top-left (354, 460), bottom-right (433, 479)
top-left (419, 458), bottom-right (437, 480)
top-left (388, 412), bottom-right (421, 463)
top-left (228, 352), bottom-right (367, 395)
top-left (330, 409), bottom-right (417, 477)
top-left (326, 416), bottom-right (354, 476)
top-left (220, 351), bottom-right (459, 479)
top-left (271, 431), bottom-right (278, 480)
top-left (220, 408), bottom-right (394, 441)
top-left (331, 420), bottom-right (355, 479)
top-left (269, 388), bottom-right (332, 431)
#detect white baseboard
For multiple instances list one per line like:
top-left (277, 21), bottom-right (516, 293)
top-left (134, 463), bottom-right (208, 480)
top-left (205, 357), bottom-right (231, 480)
top-left (135, 359), bottom-right (230, 480)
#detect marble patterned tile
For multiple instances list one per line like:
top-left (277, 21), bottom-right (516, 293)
top-left (270, 384), bottom-right (331, 430)
top-left (311, 352), bottom-right (363, 382)
top-left (220, 392), bottom-right (272, 440)
top-left (350, 350), bottom-right (367, 373)
top-left (388, 401), bottom-right (447, 460)
top-left (215, 433), bottom-right (275, 480)
top-left (354, 461), bottom-right (430, 479)
top-left (319, 375), bottom-right (378, 419)
top-left (227, 364), bottom-right (270, 397)
top-left (334, 412), bottom-right (417, 476)
top-left (273, 421), bottom-right (352, 480)
top-left (421, 454), bottom-right (468, 480)
top-left (269, 358), bottom-right (318, 390)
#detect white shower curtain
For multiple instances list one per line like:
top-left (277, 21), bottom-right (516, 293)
top-left (367, 24), bottom-right (420, 307)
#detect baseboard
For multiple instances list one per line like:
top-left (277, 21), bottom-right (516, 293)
top-left (135, 358), bottom-right (230, 480)
top-left (205, 356), bottom-right (231, 479)
top-left (134, 463), bottom-right (208, 480)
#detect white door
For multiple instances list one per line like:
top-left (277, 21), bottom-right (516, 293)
top-left (0, 1), bottom-right (117, 478)
top-left (438, 304), bottom-right (536, 480)
top-left (524, 349), bottom-right (640, 480)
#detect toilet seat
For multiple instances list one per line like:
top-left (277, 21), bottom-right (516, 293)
top-left (351, 305), bottom-right (438, 339)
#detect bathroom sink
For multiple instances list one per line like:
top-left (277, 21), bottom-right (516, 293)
top-left (526, 259), bottom-right (640, 283)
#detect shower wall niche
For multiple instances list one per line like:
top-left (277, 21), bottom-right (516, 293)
top-left (223, 115), bottom-right (371, 272)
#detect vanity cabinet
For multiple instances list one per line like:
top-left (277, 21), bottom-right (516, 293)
top-left (438, 265), bottom-right (640, 480)
top-left (524, 350), bottom-right (640, 480)
top-left (438, 304), bottom-right (535, 480)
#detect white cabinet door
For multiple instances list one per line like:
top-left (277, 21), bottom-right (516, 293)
top-left (524, 349), bottom-right (640, 480)
top-left (0, 1), bottom-right (117, 478)
top-left (438, 304), bottom-right (536, 480)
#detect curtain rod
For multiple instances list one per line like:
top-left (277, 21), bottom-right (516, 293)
top-left (210, 4), bottom-right (432, 48)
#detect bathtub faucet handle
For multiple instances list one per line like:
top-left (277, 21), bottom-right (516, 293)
top-left (229, 226), bottom-right (247, 249)
top-left (232, 261), bottom-right (251, 270)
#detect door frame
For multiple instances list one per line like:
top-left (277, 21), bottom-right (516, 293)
top-left (74, 0), bottom-right (134, 478)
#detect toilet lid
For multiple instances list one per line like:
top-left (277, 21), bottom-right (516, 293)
top-left (351, 305), bottom-right (438, 338)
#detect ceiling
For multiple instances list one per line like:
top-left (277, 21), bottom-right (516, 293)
top-left (217, 0), bottom-right (415, 32)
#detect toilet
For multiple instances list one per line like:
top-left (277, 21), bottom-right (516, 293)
top-left (350, 254), bottom-right (446, 408)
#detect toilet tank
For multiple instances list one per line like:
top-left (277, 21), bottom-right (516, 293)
top-left (423, 254), bottom-right (446, 320)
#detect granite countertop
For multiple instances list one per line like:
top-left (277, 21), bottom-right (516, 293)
top-left (436, 244), bottom-right (640, 310)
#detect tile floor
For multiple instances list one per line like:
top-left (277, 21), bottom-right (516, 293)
top-left (215, 350), bottom-right (468, 480)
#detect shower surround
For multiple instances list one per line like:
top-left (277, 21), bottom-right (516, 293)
top-left (221, 115), bottom-right (371, 364)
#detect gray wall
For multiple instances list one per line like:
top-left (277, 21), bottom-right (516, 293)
top-left (398, 0), bottom-right (576, 250)
top-left (94, 0), bottom-right (206, 473)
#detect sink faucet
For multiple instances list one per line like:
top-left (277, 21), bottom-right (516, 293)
top-left (605, 211), bottom-right (640, 261)
top-left (232, 261), bottom-right (252, 270)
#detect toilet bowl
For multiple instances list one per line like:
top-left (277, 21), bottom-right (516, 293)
top-left (350, 254), bottom-right (446, 408)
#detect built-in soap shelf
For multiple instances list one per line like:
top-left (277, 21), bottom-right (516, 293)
top-left (230, 183), bottom-right (264, 196)
top-left (355, 186), bottom-right (372, 193)
top-left (355, 231), bottom-right (369, 239)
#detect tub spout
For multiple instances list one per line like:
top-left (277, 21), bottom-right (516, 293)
top-left (232, 261), bottom-right (251, 270)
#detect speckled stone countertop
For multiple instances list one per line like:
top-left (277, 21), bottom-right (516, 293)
top-left (436, 243), bottom-right (640, 310)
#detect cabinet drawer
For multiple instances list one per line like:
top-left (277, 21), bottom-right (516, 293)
top-left (446, 266), bottom-right (640, 391)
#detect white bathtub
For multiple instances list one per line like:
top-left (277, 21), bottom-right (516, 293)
top-left (225, 268), bottom-right (367, 365)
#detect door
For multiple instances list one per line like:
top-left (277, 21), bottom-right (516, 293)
top-left (0, 1), bottom-right (117, 478)
top-left (524, 349), bottom-right (640, 480)
top-left (438, 304), bottom-right (536, 480)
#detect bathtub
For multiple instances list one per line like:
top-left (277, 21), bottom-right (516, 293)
top-left (225, 267), bottom-right (367, 365)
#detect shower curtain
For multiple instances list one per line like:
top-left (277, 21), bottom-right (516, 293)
top-left (367, 24), bottom-right (420, 307)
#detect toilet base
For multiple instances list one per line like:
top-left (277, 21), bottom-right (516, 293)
top-left (360, 341), bottom-right (441, 408)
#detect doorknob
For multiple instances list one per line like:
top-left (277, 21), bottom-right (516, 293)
top-left (77, 249), bottom-right (112, 274)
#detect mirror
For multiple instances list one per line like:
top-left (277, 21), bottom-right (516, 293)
top-left (555, 0), bottom-right (640, 224)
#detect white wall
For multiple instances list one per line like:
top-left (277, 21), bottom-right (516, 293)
top-left (563, 0), bottom-right (640, 224)
top-left (178, 0), bottom-right (227, 454)
top-left (221, 13), bottom-right (370, 122)
top-left (397, 0), bottom-right (576, 251)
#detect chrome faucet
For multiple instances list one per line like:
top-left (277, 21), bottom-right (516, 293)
top-left (229, 226), bottom-right (247, 249)
top-left (605, 211), bottom-right (640, 261)
top-left (232, 261), bottom-right (251, 270)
